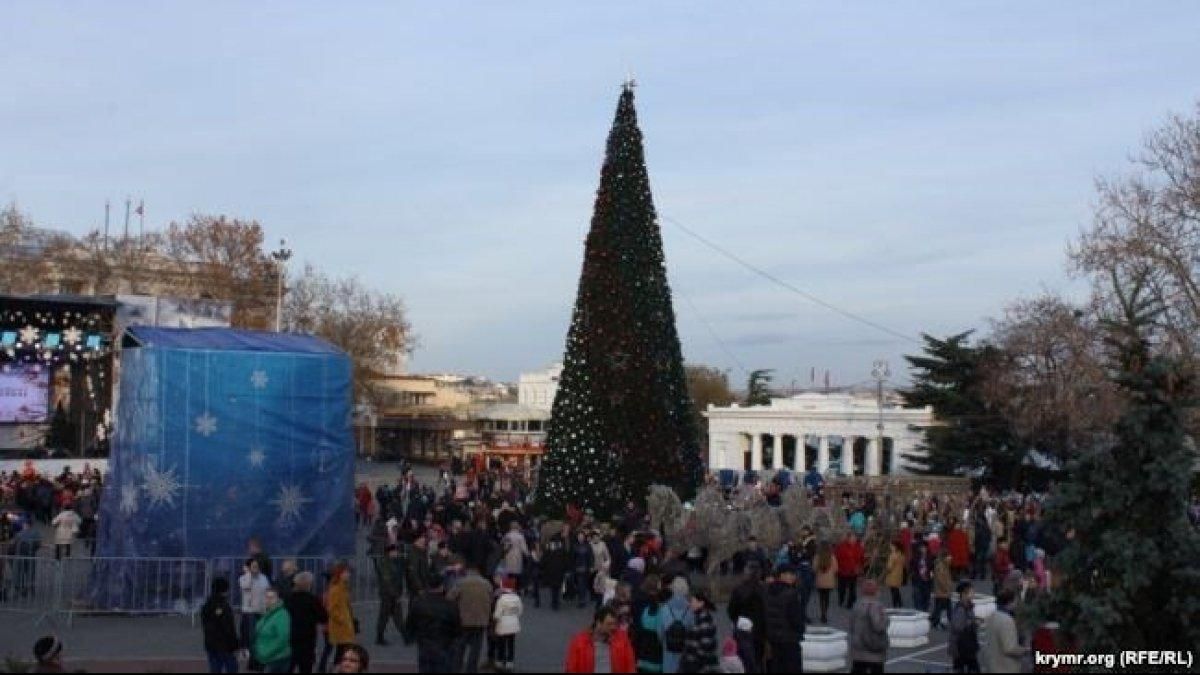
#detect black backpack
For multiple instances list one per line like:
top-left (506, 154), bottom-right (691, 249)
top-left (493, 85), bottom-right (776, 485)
top-left (665, 608), bottom-right (688, 653)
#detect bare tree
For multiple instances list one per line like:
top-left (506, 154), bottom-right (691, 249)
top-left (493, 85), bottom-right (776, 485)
top-left (0, 204), bottom-right (68, 294)
top-left (160, 215), bottom-right (277, 328)
top-left (283, 263), bottom-right (415, 401)
top-left (685, 364), bottom-right (737, 451)
top-left (1071, 102), bottom-right (1200, 361)
top-left (983, 294), bottom-right (1122, 463)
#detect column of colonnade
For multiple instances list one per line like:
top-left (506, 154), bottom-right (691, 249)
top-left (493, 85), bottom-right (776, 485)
top-left (738, 430), bottom-right (897, 476)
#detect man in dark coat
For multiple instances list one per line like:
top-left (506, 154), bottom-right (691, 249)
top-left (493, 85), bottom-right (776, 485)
top-left (284, 572), bottom-right (328, 674)
top-left (406, 535), bottom-right (433, 599)
top-left (201, 578), bottom-right (240, 674)
top-left (405, 575), bottom-right (462, 673)
top-left (764, 565), bottom-right (805, 673)
top-left (727, 563), bottom-right (767, 672)
top-left (375, 544), bottom-right (407, 646)
top-left (540, 536), bottom-right (571, 611)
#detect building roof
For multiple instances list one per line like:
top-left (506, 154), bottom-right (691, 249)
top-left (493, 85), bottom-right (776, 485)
top-left (0, 293), bottom-right (121, 309)
top-left (473, 403), bottom-right (551, 421)
top-left (122, 326), bottom-right (343, 355)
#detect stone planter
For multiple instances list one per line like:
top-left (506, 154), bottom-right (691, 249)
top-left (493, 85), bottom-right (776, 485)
top-left (886, 608), bottom-right (930, 648)
top-left (801, 626), bottom-right (848, 672)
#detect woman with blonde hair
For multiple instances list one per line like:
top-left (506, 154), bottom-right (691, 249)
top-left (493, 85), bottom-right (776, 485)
top-left (885, 541), bottom-right (907, 608)
top-left (326, 562), bottom-right (358, 666)
top-left (814, 541), bottom-right (838, 624)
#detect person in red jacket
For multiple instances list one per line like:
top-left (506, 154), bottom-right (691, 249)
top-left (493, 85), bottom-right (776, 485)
top-left (833, 532), bottom-right (865, 609)
top-left (946, 521), bottom-right (971, 578)
top-left (991, 538), bottom-right (1013, 595)
top-left (565, 605), bottom-right (636, 674)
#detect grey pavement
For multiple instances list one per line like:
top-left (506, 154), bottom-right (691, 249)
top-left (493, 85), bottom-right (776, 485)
top-left (0, 583), bottom-right (955, 672)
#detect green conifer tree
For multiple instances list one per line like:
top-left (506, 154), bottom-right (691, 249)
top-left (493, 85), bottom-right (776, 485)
top-left (537, 84), bottom-right (703, 517)
top-left (900, 332), bottom-right (1022, 485)
top-left (1035, 279), bottom-right (1200, 655)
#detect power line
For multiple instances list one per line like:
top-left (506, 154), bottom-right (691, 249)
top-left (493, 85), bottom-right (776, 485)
top-left (661, 214), bottom-right (920, 345)
top-left (676, 285), bottom-right (750, 376)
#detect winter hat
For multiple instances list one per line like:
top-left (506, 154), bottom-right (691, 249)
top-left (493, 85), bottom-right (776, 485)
top-left (627, 557), bottom-right (646, 573)
top-left (33, 636), bottom-right (62, 663)
top-left (211, 577), bottom-right (230, 595)
top-left (736, 617), bottom-right (754, 632)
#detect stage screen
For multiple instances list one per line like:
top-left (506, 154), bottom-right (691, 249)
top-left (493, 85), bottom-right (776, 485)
top-left (0, 366), bottom-right (51, 423)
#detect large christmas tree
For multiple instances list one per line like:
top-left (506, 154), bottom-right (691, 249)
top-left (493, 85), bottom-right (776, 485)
top-left (537, 83), bottom-right (704, 518)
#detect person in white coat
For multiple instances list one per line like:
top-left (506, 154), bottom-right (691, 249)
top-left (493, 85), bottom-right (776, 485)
top-left (238, 558), bottom-right (271, 666)
top-left (51, 506), bottom-right (81, 561)
top-left (502, 522), bottom-right (529, 584)
top-left (982, 590), bottom-right (1028, 673)
top-left (492, 578), bottom-right (523, 673)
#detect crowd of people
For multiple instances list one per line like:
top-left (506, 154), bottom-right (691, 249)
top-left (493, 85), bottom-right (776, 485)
top-left (11, 455), bottom-right (1186, 673)
top-left (0, 460), bottom-right (104, 559)
top-left (195, 459), bottom-right (1067, 674)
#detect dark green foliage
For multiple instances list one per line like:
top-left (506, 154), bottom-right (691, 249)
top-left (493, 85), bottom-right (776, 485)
top-left (900, 332), bottom-right (1023, 486)
top-left (537, 85), bottom-right (704, 518)
top-left (1035, 280), bottom-right (1200, 657)
top-left (744, 369), bottom-right (774, 406)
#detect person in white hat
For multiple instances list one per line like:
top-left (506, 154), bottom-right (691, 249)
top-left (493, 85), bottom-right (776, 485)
top-left (733, 617), bottom-right (760, 673)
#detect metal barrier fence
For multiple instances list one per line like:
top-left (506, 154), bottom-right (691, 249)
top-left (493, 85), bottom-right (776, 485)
top-left (0, 553), bottom-right (385, 626)
top-left (0, 556), bottom-right (59, 626)
top-left (59, 557), bottom-right (210, 627)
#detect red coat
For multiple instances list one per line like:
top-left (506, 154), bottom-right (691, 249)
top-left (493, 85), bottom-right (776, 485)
top-left (992, 548), bottom-right (1012, 580)
top-left (899, 527), bottom-right (914, 561)
top-left (834, 539), bottom-right (865, 578)
top-left (947, 529), bottom-right (970, 568)
top-left (565, 628), bottom-right (636, 674)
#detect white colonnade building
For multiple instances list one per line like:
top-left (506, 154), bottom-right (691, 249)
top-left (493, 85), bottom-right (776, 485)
top-left (705, 393), bottom-right (934, 476)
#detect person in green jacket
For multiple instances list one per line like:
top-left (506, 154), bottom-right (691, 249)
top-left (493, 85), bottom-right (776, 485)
top-left (254, 587), bottom-right (292, 674)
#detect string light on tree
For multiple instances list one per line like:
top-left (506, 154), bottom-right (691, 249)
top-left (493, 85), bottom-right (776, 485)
top-left (536, 82), bottom-right (703, 518)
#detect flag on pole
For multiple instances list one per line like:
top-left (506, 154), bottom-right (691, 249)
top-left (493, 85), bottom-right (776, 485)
top-left (134, 200), bottom-right (144, 216)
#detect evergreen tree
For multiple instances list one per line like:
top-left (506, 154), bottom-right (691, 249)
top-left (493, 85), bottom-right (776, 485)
top-left (537, 84), bottom-right (703, 518)
top-left (1035, 280), bottom-right (1200, 655)
top-left (744, 369), bottom-right (774, 406)
top-left (900, 332), bottom-right (1022, 486)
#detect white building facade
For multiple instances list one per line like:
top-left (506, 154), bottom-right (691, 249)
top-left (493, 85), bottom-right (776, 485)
top-left (705, 393), bottom-right (935, 476)
top-left (518, 363), bottom-right (562, 412)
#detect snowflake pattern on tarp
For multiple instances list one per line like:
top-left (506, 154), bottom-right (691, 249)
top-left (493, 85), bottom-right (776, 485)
top-left (119, 485), bottom-right (139, 516)
top-left (142, 460), bottom-right (183, 509)
top-left (270, 483), bottom-right (314, 525)
top-left (91, 327), bottom-right (355, 613)
top-left (248, 447), bottom-right (266, 469)
top-left (194, 412), bottom-right (218, 437)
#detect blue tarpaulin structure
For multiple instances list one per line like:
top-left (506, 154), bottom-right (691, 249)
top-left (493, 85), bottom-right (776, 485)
top-left (91, 327), bottom-right (355, 610)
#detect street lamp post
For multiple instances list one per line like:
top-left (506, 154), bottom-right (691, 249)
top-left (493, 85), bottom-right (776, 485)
top-left (871, 359), bottom-right (891, 476)
top-left (271, 239), bottom-right (293, 332)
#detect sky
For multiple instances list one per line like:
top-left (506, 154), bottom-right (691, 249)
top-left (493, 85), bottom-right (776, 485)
top-left (4, 2), bottom-right (1200, 387)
